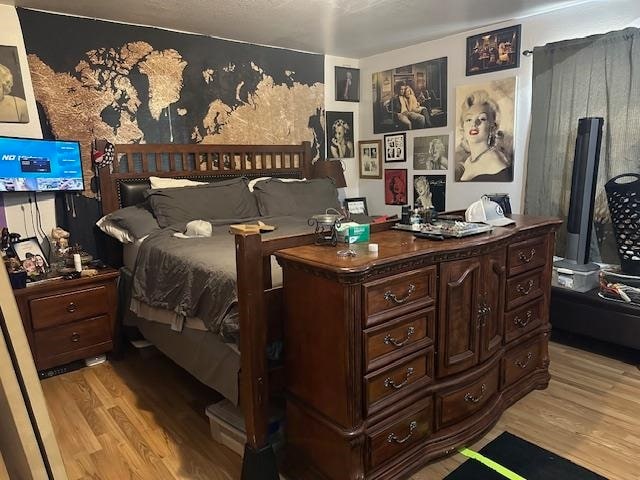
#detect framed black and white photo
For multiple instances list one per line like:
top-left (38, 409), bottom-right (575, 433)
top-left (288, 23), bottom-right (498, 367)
top-left (358, 139), bottom-right (382, 179)
top-left (372, 57), bottom-right (447, 134)
top-left (326, 111), bottom-right (355, 159)
top-left (466, 25), bottom-right (521, 76)
top-left (344, 197), bottom-right (368, 216)
top-left (335, 66), bottom-right (359, 102)
top-left (0, 45), bottom-right (29, 123)
top-left (414, 134), bottom-right (449, 170)
top-left (413, 174), bottom-right (446, 212)
top-left (384, 133), bottom-right (406, 163)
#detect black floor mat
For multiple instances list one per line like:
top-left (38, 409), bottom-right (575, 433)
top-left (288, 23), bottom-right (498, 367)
top-left (444, 432), bottom-right (607, 479)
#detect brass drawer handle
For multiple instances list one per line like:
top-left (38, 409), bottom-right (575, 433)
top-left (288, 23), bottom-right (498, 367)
top-left (71, 332), bottom-right (80, 343)
top-left (66, 302), bottom-right (78, 313)
top-left (518, 249), bottom-right (536, 263)
top-left (515, 352), bottom-right (533, 369)
top-left (464, 383), bottom-right (486, 404)
top-left (514, 310), bottom-right (533, 328)
top-left (384, 283), bottom-right (416, 305)
top-left (387, 421), bottom-right (417, 444)
top-left (384, 326), bottom-right (416, 347)
top-left (384, 367), bottom-right (415, 390)
top-left (516, 280), bottom-right (535, 296)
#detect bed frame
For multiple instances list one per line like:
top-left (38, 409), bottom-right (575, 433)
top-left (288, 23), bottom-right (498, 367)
top-left (98, 141), bottom-right (394, 478)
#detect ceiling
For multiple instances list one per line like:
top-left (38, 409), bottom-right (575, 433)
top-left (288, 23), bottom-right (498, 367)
top-left (2, 0), bottom-right (593, 57)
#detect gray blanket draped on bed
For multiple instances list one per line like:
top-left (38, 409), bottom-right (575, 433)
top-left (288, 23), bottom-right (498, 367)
top-left (131, 215), bottom-right (314, 343)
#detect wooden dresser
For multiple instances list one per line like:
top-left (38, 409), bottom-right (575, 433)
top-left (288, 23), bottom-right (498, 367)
top-left (13, 269), bottom-right (119, 370)
top-left (274, 215), bottom-right (561, 479)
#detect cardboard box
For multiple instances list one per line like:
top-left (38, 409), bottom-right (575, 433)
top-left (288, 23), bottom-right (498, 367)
top-left (337, 222), bottom-right (370, 244)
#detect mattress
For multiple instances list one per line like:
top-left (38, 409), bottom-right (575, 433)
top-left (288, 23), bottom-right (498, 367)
top-left (122, 236), bottom-right (147, 270)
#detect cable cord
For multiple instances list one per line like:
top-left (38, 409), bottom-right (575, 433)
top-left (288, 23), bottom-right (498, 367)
top-left (33, 192), bottom-right (52, 261)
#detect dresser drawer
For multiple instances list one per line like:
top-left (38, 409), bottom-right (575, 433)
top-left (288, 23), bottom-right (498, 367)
top-left (363, 266), bottom-right (436, 325)
top-left (365, 350), bottom-right (433, 412)
top-left (367, 398), bottom-right (433, 469)
top-left (507, 236), bottom-right (548, 277)
top-left (34, 315), bottom-right (112, 361)
top-left (504, 297), bottom-right (544, 343)
top-left (30, 286), bottom-right (110, 329)
top-left (364, 308), bottom-right (434, 372)
top-left (505, 269), bottom-right (544, 311)
top-left (436, 366), bottom-right (499, 429)
top-left (502, 337), bottom-right (544, 388)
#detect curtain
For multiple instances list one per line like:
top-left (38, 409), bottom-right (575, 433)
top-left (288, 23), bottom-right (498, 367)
top-left (524, 28), bottom-right (640, 263)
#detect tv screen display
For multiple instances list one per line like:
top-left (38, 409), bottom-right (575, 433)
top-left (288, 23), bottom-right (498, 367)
top-left (0, 136), bottom-right (84, 192)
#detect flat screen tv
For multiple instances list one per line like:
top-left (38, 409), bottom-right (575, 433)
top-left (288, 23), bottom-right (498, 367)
top-left (0, 136), bottom-right (84, 192)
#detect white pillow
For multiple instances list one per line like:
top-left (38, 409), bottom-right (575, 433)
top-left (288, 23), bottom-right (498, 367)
top-left (149, 176), bottom-right (208, 189)
top-left (96, 216), bottom-right (134, 244)
top-left (247, 176), bottom-right (306, 192)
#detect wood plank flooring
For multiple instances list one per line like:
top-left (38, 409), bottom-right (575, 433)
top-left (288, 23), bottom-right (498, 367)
top-left (41, 342), bottom-right (640, 480)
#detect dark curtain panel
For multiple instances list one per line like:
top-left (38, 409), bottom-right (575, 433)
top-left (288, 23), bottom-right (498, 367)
top-left (524, 28), bottom-right (640, 263)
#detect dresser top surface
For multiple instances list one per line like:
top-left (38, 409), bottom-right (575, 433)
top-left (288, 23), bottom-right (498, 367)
top-left (275, 215), bottom-right (561, 274)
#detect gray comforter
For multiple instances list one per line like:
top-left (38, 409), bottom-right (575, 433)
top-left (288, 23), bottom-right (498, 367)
top-left (131, 215), bottom-right (315, 343)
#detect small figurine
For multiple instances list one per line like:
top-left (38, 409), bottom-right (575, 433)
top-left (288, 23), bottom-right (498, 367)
top-left (51, 227), bottom-right (70, 253)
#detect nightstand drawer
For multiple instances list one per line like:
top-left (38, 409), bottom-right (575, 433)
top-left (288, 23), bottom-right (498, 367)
top-left (30, 285), bottom-right (109, 329)
top-left (34, 315), bottom-right (111, 361)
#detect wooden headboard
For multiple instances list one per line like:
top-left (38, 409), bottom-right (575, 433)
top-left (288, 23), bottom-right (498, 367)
top-left (98, 141), bottom-right (313, 214)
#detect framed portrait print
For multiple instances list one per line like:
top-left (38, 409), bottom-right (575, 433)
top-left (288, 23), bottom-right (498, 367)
top-left (466, 24), bottom-right (521, 76)
top-left (358, 140), bottom-right (382, 179)
top-left (344, 197), bottom-right (368, 216)
top-left (384, 133), bottom-right (406, 163)
top-left (326, 111), bottom-right (355, 159)
top-left (10, 237), bottom-right (48, 276)
top-left (0, 45), bottom-right (29, 123)
top-left (335, 66), bottom-right (359, 102)
top-left (384, 169), bottom-right (407, 205)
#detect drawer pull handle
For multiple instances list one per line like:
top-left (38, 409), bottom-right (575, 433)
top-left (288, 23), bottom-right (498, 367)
top-left (71, 332), bottom-right (80, 343)
top-left (384, 367), bottom-right (414, 390)
top-left (518, 249), bottom-right (536, 263)
top-left (514, 310), bottom-right (533, 328)
top-left (384, 326), bottom-right (416, 347)
top-left (387, 421), bottom-right (417, 445)
top-left (516, 280), bottom-right (535, 296)
top-left (515, 352), bottom-right (533, 369)
top-left (464, 383), bottom-right (486, 404)
top-left (66, 302), bottom-right (78, 313)
top-left (384, 284), bottom-right (416, 305)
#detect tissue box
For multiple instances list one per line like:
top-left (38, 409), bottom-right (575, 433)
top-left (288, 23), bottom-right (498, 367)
top-left (337, 223), bottom-right (370, 243)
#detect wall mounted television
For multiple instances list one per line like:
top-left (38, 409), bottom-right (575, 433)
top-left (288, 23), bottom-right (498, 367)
top-left (0, 136), bottom-right (84, 192)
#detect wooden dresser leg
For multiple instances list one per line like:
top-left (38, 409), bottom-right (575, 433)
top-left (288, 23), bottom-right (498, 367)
top-left (241, 444), bottom-right (279, 480)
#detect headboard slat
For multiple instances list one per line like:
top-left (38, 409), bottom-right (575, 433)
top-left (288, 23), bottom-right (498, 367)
top-left (98, 142), bottom-right (313, 214)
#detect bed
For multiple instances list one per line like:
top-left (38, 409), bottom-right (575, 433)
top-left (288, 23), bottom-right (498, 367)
top-left (97, 141), bottom-right (394, 477)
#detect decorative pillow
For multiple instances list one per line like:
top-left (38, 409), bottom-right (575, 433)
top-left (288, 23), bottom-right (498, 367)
top-left (253, 178), bottom-right (341, 217)
top-left (247, 176), bottom-right (306, 192)
top-left (146, 177), bottom-right (260, 227)
top-left (149, 176), bottom-right (208, 189)
top-left (96, 204), bottom-right (160, 244)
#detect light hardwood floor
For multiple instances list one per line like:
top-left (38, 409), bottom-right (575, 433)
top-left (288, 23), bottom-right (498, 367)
top-left (41, 342), bottom-right (640, 480)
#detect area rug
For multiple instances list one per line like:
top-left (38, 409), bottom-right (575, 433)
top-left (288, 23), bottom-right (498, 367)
top-left (444, 432), bottom-right (606, 479)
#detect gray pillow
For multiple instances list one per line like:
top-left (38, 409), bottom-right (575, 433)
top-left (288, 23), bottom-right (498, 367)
top-left (254, 178), bottom-right (341, 217)
top-left (146, 177), bottom-right (259, 227)
top-left (101, 204), bottom-right (160, 239)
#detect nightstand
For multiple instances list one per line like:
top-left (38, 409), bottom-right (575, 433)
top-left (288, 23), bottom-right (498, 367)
top-left (13, 269), bottom-right (120, 370)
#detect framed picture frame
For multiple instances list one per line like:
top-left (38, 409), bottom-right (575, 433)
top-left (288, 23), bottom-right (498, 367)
top-left (344, 197), bottom-right (368, 216)
top-left (358, 140), bottom-right (382, 179)
top-left (466, 24), bottom-right (521, 76)
top-left (384, 169), bottom-right (408, 205)
top-left (326, 111), bottom-right (355, 159)
top-left (384, 133), bottom-right (406, 163)
top-left (0, 45), bottom-right (29, 123)
top-left (10, 237), bottom-right (48, 275)
top-left (335, 66), bottom-right (360, 102)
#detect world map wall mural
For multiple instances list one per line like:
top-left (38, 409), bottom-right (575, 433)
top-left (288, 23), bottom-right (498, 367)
top-left (17, 9), bottom-right (325, 193)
